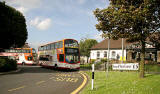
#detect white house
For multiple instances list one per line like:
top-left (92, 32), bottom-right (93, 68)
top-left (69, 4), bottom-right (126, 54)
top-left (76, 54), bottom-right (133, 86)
top-left (90, 38), bottom-right (129, 61)
top-left (90, 38), bottom-right (160, 63)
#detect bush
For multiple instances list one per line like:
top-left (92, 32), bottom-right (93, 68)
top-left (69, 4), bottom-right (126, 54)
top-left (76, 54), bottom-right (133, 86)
top-left (90, 59), bottom-right (96, 63)
top-left (101, 58), bottom-right (107, 63)
top-left (0, 57), bottom-right (17, 72)
top-left (145, 64), bottom-right (160, 73)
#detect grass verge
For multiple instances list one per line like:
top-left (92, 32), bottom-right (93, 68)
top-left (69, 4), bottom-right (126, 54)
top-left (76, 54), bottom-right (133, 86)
top-left (80, 71), bottom-right (160, 94)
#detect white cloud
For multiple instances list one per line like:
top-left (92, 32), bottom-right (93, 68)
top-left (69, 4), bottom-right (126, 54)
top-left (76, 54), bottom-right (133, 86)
top-left (5, 0), bottom-right (41, 8)
top-left (4, 0), bottom-right (42, 15)
top-left (16, 6), bottom-right (28, 15)
top-left (30, 17), bottom-right (52, 30)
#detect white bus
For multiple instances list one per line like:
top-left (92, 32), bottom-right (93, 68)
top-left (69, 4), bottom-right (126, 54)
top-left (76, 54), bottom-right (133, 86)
top-left (0, 48), bottom-right (37, 65)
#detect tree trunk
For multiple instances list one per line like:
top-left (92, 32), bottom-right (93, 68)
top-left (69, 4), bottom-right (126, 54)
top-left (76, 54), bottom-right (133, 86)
top-left (140, 41), bottom-right (145, 78)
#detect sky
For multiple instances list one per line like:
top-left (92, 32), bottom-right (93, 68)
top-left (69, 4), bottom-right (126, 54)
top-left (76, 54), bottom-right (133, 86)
top-left (2, 0), bottom-right (110, 49)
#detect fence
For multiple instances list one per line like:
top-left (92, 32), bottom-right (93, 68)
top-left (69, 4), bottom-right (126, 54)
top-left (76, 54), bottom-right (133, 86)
top-left (80, 60), bottom-right (160, 73)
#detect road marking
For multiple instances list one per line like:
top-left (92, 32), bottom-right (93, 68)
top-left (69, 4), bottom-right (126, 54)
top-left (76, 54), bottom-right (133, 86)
top-left (36, 81), bottom-right (46, 85)
top-left (49, 77), bottom-right (55, 79)
top-left (56, 74), bottom-right (71, 77)
top-left (71, 72), bottom-right (88, 94)
top-left (8, 85), bottom-right (26, 92)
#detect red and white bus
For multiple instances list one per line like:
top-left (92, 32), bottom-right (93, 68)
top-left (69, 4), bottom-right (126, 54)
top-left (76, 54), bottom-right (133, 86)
top-left (0, 48), bottom-right (37, 65)
top-left (38, 39), bottom-right (80, 70)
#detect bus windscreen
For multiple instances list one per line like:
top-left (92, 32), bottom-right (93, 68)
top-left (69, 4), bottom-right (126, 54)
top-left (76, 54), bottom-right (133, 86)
top-left (65, 40), bottom-right (78, 48)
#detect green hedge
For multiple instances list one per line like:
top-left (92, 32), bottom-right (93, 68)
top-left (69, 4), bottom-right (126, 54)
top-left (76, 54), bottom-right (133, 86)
top-left (0, 57), bottom-right (17, 72)
top-left (145, 64), bottom-right (160, 73)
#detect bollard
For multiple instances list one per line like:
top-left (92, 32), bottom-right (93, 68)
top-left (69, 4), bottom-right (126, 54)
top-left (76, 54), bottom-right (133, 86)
top-left (91, 64), bottom-right (94, 90)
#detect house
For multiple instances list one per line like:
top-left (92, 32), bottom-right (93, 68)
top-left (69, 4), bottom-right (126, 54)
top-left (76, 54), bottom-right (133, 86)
top-left (90, 38), bottom-right (129, 61)
top-left (90, 38), bottom-right (160, 63)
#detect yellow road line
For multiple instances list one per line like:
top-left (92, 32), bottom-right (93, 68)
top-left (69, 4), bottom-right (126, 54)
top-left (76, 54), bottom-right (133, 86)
top-left (36, 81), bottom-right (46, 85)
top-left (8, 85), bottom-right (26, 92)
top-left (71, 72), bottom-right (87, 94)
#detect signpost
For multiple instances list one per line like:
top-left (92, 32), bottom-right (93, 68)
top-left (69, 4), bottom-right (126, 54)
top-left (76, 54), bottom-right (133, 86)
top-left (112, 63), bottom-right (139, 70)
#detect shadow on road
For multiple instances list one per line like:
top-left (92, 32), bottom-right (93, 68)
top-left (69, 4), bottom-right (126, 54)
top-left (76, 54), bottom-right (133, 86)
top-left (15, 65), bottom-right (79, 74)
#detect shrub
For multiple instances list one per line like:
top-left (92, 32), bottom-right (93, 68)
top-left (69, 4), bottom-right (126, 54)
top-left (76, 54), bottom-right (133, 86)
top-left (0, 57), bottom-right (17, 72)
top-left (90, 59), bottom-right (96, 63)
top-left (101, 58), bottom-right (107, 63)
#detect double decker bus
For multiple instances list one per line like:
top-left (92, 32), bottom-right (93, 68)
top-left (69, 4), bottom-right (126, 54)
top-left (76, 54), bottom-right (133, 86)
top-left (38, 39), bottom-right (80, 70)
top-left (0, 48), bottom-right (37, 65)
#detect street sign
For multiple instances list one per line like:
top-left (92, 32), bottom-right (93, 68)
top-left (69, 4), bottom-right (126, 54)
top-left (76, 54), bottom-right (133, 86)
top-left (112, 63), bottom-right (139, 70)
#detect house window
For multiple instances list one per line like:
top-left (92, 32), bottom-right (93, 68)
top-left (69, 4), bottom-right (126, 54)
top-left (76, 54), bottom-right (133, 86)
top-left (116, 54), bottom-right (120, 60)
top-left (104, 51), bottom-right (107, 57)
top-left (97, 51), bottom-right (100, 58)
top-left (112, 51), bottom-right (116, 58)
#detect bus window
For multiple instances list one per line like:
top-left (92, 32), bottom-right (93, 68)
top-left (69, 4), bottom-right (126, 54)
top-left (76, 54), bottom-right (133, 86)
top-left (59, 41), bottom-right (63, 48)
top-left (40, 46), bottom-right (44, 51)
top-left (28, 56), bottom-right (33, 60)
top-left (17, 49), bottom-right (22, 53)
top-left (55, 42), bottom-right (58, 48)
top-left (65, 40), bottom-right (78, 47)
top-left (22, 50), bottom-right (25, 53)
top-left (65, 55), bottom-right (79, 63)
top-left (39, 56), bottom-right (49, 61)
top-left (10, 49), bottom-right (15, 53)
top-left (32, 49), bottom-right (36, 53)
top-left (59, 54), bottom-right (64, 62)
top-left (47, 44), bottom-right (51, 50)
top-left (51, 43), bottom-right (55, 49)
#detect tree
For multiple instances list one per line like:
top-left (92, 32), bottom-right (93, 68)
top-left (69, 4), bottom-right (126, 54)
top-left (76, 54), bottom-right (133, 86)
top-left (149, 31), bottom-right (160, 50)
top-left (94, 0), bottom-right (160, 78)
top-left (79, 38), bottom-right (98, 63)
top-left (0, 2), bottom-right (28, 49)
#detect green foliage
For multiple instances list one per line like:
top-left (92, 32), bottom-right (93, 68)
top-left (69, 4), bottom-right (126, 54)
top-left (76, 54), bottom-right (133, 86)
top-left (0, 2), bottom-right (28, 49)
top-left (0, 57), bottom-right (17, 72)
top-left (145, 64), bottom-right (160, 73)
top-left (149, 32), bottom-right (160, 49)
top-left (91, 59), bottom-right (96, 63)
top-left (94, 0), bottom-right (160, 41)
top-left (93, 0), bottom-right (160, 78)
top-left (80, 63), bottom-right (92, 70)
top-left (79, 38), bottom-right (98, 57)
top-left (101, 58), bottom-right (107, 63)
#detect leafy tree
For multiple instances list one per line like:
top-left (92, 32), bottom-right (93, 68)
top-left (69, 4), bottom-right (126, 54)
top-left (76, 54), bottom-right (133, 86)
top-left (94, 0), bottom-right (160, 78)
top-left (79, 38), bottom-right (98, 63)
top-left (0, 2), bottom-right (28, 49)
top-left (149, 31), bottom-right (160, 50)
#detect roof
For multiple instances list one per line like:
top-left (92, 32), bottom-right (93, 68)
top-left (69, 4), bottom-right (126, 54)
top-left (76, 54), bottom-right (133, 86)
top-left (91, 38), bottom-right (131, 50)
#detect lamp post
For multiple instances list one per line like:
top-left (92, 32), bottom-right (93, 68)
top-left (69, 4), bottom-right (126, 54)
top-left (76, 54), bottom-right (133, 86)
top-left (106, 37), bottom-right (110, 77)
top-left (122, 38), bottom-right (124, 63)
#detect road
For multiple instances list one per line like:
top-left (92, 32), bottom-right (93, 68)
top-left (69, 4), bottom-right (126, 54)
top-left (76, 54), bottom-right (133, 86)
top-left (0, 66), bottom-right (87, 94)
